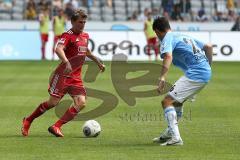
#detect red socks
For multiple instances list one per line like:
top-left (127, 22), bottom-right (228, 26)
top-left (54, 106), bottom-right (78, 128)
top-left (26, 103), bottom-right (79, 128)
top-left (26, 101), bottom-right (50, 123)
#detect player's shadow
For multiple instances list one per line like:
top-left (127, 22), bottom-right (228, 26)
top-left (71, 136), bottom-right (157, 147)
top-left (0, 135), bottom-right (171, 147)
top-left (0, 134), bottom-right (58, 139)
top-left (0, 134), bottom-right (23, 138)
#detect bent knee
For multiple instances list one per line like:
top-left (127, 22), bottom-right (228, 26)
top-left (47, 101), bottom-right (59, 108)
top-left (79, 102), bottom-right (86, 109)
top-left (173, 102), bottom-right (183, 107)
top-left (161, 97), bottom-right (174, 108)
top-left (75, 101), bottom-right (86, 110)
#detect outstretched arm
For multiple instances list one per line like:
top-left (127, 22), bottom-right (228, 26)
top-left (86, 49), bottom-right (105, 72)
top-left (203, 43), bottom-right (213, 66)
top-left (158, 53), bottom-right (172, 93)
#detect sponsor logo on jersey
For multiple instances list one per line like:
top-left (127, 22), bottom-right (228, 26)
top-left (78, 46), bottom-right (87, 53)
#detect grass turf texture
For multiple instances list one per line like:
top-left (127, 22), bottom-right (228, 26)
top-left (0, 61), bottom-right (239, 160)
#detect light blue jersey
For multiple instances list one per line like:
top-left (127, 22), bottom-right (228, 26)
top-left (160, 32), bottom-right (211, 83)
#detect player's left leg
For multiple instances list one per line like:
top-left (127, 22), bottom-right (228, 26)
top-left (41, 42), bottom-right (45, 60)
top-left (173, 102), bottom-right (184, 122)
top-left (159, 76), bottom-right (207, 146)
top-left (48, 95), bottom-right (86, 137)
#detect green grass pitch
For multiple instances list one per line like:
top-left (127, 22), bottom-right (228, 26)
top-left (0, 61), bottom-right (239, 160)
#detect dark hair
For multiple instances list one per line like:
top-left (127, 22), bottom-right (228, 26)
top-left (71, 9), bottom-right (88, 22)
top-left (152, 16), bottom-right (171, 32)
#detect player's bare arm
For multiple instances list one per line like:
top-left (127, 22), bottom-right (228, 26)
top-left (86, 49), bottom-right (105, 72)
top-left (55, 43), bottom-right (72, 74)
top-left (158, 53), bottom-right (172, 93)
top-left (144, 22), bottom-right (148, 40)
top-left (203, 43), bottom-right (213, 66)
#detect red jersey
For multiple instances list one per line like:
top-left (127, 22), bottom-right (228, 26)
top-left (55, 29), bottom-right (89, 79)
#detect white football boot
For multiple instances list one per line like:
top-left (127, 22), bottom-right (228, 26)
top-left (152, 127), bottom-right (172, 143)
top-left (161, 137), bottom-right (183, 146)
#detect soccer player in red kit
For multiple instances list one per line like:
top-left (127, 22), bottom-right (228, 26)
top-left (21, 9), bottom-right (105, 137)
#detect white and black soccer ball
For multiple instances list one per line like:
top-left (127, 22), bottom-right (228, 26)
top-left (82, 120), bottom-right (101, 137)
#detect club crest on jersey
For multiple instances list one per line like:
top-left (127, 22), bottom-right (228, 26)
top-left (76, 38), bottom-right (80, 42)
top-left (78, 46), bottom-right (87, 53)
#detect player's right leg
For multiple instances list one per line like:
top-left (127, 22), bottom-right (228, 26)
top-left (48, 95), bottom-right (86, 137)
top-left (156, 76), bottom-right (207, 145)
top-left (40, 34), bottom-right (48, 60)
top-left (173, 102), bottom-right (184, 122)
top-left (152, 37), bottom-right (159, 61)
top-left (21, 96), bottom-right (61, 136)
top-left (146, 39), bottom-right (152, 61)
top-left (153, 95), bottom-right (183, 145)
top-left (161, 96), bottom-right (183, 146)
top-left (153, 103), bottom-right (183, 143)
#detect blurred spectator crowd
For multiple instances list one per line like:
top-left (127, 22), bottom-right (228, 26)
top-left (0, 0), bottom-right (239, 22)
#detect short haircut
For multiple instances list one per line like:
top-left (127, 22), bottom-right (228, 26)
top-left (71, 9), bottom-right (88, 22)
top-left (152, 16), bottom-right (171, 32)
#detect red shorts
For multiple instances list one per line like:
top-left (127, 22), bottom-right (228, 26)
top-left (147, 37), bottom-right (159, 56)
top-left (54, 35), bottom-right (61, 44)
top-left (48, 74), bottom-right (86, 98)
top-left (41, 33), bottom-right (49, 42)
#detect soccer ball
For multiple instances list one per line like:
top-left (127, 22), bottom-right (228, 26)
top-left (82, 120), bottom-right (101, 137)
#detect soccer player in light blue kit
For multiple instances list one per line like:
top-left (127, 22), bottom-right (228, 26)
top-left (152, 17), bottom-right (213, 146)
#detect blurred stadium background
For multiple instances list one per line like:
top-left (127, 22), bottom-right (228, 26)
top-left (0, 0), bottom-right (240, 61)
top-left (0, 0), bottom-right (239, 21)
